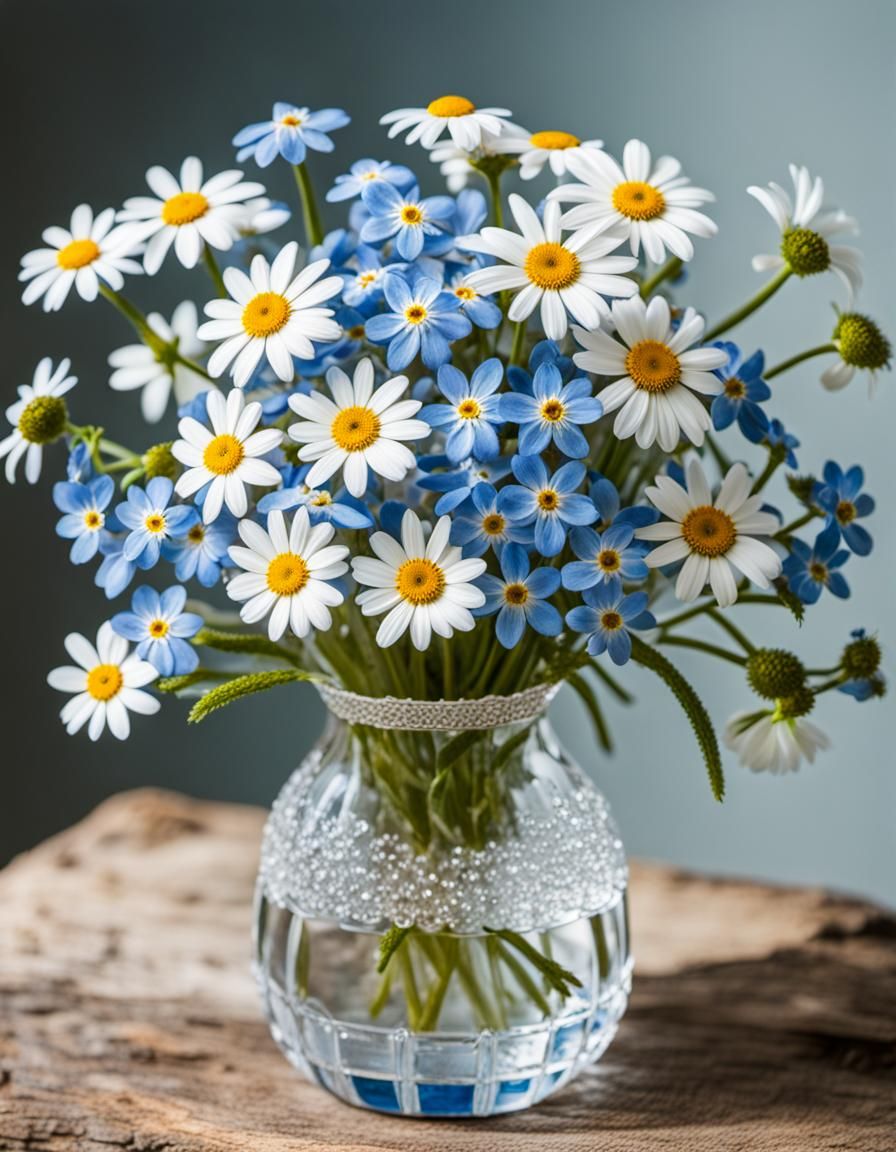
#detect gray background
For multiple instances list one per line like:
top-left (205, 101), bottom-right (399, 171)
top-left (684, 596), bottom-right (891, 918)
top-left (2, 0), bottom-right (893, 903)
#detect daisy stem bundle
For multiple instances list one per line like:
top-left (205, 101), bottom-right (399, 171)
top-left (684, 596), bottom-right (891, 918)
top-left (703, 266), bottom-right (792, 341)
top-left (292, 162), bottom-right (325, 248)
top-left (509, 320), bottom-right (527, 366)
top-left (639, 256), bottom-right (683, 299)
top-left (765, 343), bottom-right (837, 380)
top-left (485, 168), bottom-right (504, 229)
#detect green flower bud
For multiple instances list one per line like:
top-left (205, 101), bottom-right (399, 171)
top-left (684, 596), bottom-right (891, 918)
top-left (142, 441), bottom-right (178, 481)
top-left (17, 395), bottom-right (68, 445)
top-left (775, 685), bottom-right (815, 720)
top-left (780, 227), bottom-right (830, 276)
top-left (841, 633), bottom-right (882, 680)
top-left (746, 648), bottom-right (806, 699)
top-left (833, 312), bottom-right (892, 371)
top-left (786, 473), bottom-right (818, 505)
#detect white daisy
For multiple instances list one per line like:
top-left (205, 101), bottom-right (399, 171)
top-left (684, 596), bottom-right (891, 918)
top-left (117, 156), bottom-right (265, 274)
top-left (108, 301), bottom-right (211, 423)
top-left (197, 241), bottom-right (342, 387)
top-left (47, 621), bottom-right (159, 741)
top-left (1, 357), bottom-right (77, 484)
top-left (572, 295), bottom-right (727, 451)
top-left (725, 708), bottom-right (830, 775)
top-left (636, 458), bottom-right (782, 607)
top-left (287, 357), bottom-right (430, 498)
top-left (352, 508), bottom-right (486, 651)
top-left (461, 194), bottom-right (638, 340)
top-left (380, 95), bottom-right (513, 150)
top-left (172, 387), bottom-right (282, 523)
top-left (18, 204), bottom-right (143, 312)
top-left (226, 507), bottom-right (349, 642)
top-left (515, 132), bottom-right (605, 182)
top-left (549, 139), bottom-right (717, 263)
top-left (233, 197), bottom-right (291, 237)
top-left (429, 125), bottom-right (530, 193)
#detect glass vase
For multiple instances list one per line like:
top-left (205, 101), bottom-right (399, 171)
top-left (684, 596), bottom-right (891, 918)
top-left (254, 684), bottom-right (631, 1117)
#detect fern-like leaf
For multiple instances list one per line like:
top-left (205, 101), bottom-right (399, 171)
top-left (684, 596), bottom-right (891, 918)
top-left (187, 669), bottom-right (322, 723)
top-left (193, 627), bottom-right (301, 665)
top-left (377, 924), bottom-right (412, 973)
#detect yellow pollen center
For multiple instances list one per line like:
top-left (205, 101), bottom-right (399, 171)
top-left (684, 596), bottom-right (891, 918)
top-left (405, 304), bottom-right (428, 325)
top-left (310, 491), bottom-right (333, 506)
top-left (524, 242), bottom-right (580, 291)
top-left (597, 549), bottom-right (621, 572)
top-left (188, 524), bottom-right (205, 543)
top-left (611, 181), bottom-right (666, 221)
top-left (241, 292), bottom-right (292, 338)
top-left (681, 506), bottom-right (736, 557)
top-left (203, 434), bottom-right (244, 476)
top-left (161, 191), bottom-right (209, 226)
top-left (427, 95), bottom-right (476, 118)
top-left (281, 114), bottom-right (303, 126)
top-left (266, 552), bottom-right (310, 596)
top-left (145, 512), bottom-right (166, 534)
top-left (600, 611), bottom-right (623, 632)
top-left (537, 488), bottom-right (560, 512)
top-left (400, 204), bottom-right (423, 225)
top-left (331, 405), bottom-right (381, 452)
top-left (454, 286), bottom-right (476, 301)
top-left (810, 561), bottom-right (828, 582)
top-left (83, 510), bottom-right (104, 530)
top-left (530, 130), bottom-right (581, 150)
top-left (625, 340), bottom-right (681, 393)
top-left (457, 398), bottom-right (482, 420)
top-left (57, 238), bottom-right (100, 270)
top-left (396, 558), bottom-right (446, 605)
top-left (725, 376), bottom-right (747, 399)
top-left (504, 582), bottom-right (529, 606)
top-left (148, 619), bottom-right (169, 638)
top-left (86, 663), bottom-right (123, 702)
top-left (361, 171), bottom-right (379, 181)
top-left (482, 513), bottom-right (505, 536)
top-left (836, 501), bottom-right (856, 525)
top-left (348, 324), bottom-right (366, 340)
top-left (358, 271), bottom-right (379, 287)
top-left (540, 397), bottom-right (565, 423)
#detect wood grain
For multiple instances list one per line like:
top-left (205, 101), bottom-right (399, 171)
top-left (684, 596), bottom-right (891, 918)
top-left (1, 788), bottom-right (894, 1151)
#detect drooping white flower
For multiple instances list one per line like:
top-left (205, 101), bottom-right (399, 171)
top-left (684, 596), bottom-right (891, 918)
top-left (636, 458), bottom-right (782, 607)
top-left (47, 621), bottom-right (159, 741)
top-left (428, 125), bottom-right (530, 193)
top-left (352, 509), bottom-right (486, 651)
top-left (573, 295), bottom-right (727, 451)
top-left (462, 194), bottom-right (638, 340)
top-left (19, 204), bottom-right (143, 312)
top-left (747, 164), bottom-right (862, 299)
top-left (197, 242), bottom-right (342, 386)
top-left (227, 507), bottom-right (349, 641)
top-left (515, 132), bottom-right (605, 182)
top-left (288, 357), bottom-right (429, 497)
top-left (172, 387), bottom-right (282, 523)
top-left (725, 709), bottom-right (830, 775)
top-left (108, 301), bottom-right (211, 423)
top-left (549, 139), bottom-right (717, 263)
top-left (117, 156), bottom-right (265, 274)
top-left (381, 96), bottom-right (513, 150)
top-left (821, 312), bottom-right (892, 393)
top-left (0, 358), bottom-right (77, 484)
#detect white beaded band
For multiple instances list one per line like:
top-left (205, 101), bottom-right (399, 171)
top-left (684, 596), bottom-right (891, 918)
top-left (317, 681), bottom-right (562, 731)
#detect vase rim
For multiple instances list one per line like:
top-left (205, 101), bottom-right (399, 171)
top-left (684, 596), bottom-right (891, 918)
top-left (316, 680), bottom-right (562, 731)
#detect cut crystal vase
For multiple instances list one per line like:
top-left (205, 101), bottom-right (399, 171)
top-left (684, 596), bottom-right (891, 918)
top-left (254, 684), bottom-right (631, 1117)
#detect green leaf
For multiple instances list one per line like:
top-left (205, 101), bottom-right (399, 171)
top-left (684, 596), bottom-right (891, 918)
top-left (485, 928), bottom-right (583, 999)
top-left (436, 727), bottom-right (485, 773)
top-left (630, 635), bottom-right (725, 802)
top-left (773, 580), bottom-right (805, 626)
top-left (193, 627), bottom-right (301, 665)
top-left (568, 671), bottom-right (613, 753)
top-left (156, 669), bottom-right (228, 694)
top-left (490, 725), bottom-right (531, 775)
top-left (187, 669), bottom-right (322, 723)
top-left (377, 924), bottom-right (412, 973)
top-left (589, 661), bottom-right (634, 705)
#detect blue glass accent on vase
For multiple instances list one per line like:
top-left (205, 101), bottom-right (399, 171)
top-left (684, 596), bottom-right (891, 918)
top-left (496, 1078), bottom-right (533, 1103)
top-left (417, 1082), bottom-right (476, 1115)
top-left (551, 1019), bottom-right (585, 1060)
top-left (352, 1076), bottom-right (401, 1112)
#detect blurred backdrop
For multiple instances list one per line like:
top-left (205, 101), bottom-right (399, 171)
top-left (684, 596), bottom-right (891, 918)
top-left (1, 0), bottom-right (893, 903)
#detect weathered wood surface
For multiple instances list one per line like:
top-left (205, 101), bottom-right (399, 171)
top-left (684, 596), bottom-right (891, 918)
top-left (1, 788), bottom-right (894, 1151)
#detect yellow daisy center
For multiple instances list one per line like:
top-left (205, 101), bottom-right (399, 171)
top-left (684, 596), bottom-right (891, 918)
top-left (83, 510), bottom-right (104, 530)
top-left (405, 304), bottom-right (428, 325)
top-left (537, 488), bottom-right (560, 512)
top-left (266, 552), bottom-right (310, 596)
top-left (57, 238), bottom-right (101, 270)
top-left (540, 397), bottom-right (565, 423)
top-left (612, 181), bottom-right (666, 221)
top-left (597, 549), bottom-right (621, 572)
top-left (144, 512), bottom-right (167, 534)
top-left (600, 610), bottom-right (623, 632)
top-left (625, 340), bottom-right (681, 393)
top-left (203, 434), bottom-right (244, 475)
top-left (482, 513), bottom-right (505, 536)
top-left (530, 130), bottom-right (580, 150)
top-left (148, 618), bottom-right (169, 639)
top-left (331, 406), bottom-right (381, 452)
top-left (524, 242), bottom-right (580, 291)
top-left (396, 557), bottom-right (446, 605)
top-left (242, 292), bottom-right (292, 338)
top-left (681, 506), bottom-right (736, 557)
top-left (400, 204), bottom-right (423, 225)
top-left (457, 398), bottom-right (482, 420)
top-left (503, 582), bottom-right (529, 606)
top-left (454, 285), bottom-right (476, 301)
top-left (724, 376), bottom-right (746, 399)
top-left (427, 95), bottom-right (476, 118)
top-left (87, 663), bottom-right (123, 702)
top-left (161, 191), bottom-right (209, 226)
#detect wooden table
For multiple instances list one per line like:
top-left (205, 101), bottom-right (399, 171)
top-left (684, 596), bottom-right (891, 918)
top-left (1, 789), bottom-right (894, 1151)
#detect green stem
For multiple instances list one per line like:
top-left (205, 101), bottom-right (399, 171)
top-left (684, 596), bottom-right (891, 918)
top-left (509, 319), bottom-right (527, 366)
top-left (751, 449), bottom-right (784, 495)
top-left (777, 510), bottom-right (819, 539)
top-left (703, 267), bottom-right (792, 341)
top-left (441, 637), bottom-right (456, 700)
top-left (707, 608), bottom-right (755, 655)
top-left (486, 168), bottom-right (504, 229)
top-left (202, 245), bottom-right (228, 297)
top-left (293, 162), bottom-right (325, 248)
top-left (704, 432), bottom-right (733, 474)
top-left (99, 284), bottom-right (157, 345)
top-left (658, 635), bottom-right (747, 666)
top-left (640, 256), bottom-right (682, 299)
top-left (765, 343), bottom-right (836, 380)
